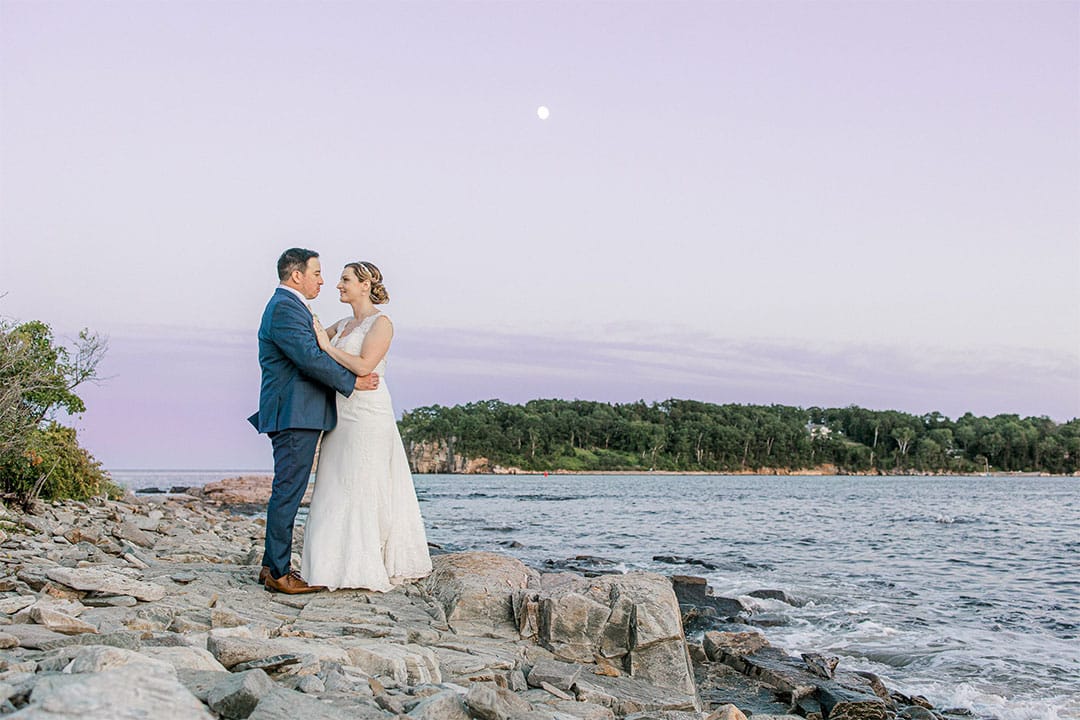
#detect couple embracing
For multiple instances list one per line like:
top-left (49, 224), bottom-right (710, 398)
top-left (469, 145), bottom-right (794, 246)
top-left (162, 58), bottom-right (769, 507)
top-left (248, 248), bottom-right (432, 594)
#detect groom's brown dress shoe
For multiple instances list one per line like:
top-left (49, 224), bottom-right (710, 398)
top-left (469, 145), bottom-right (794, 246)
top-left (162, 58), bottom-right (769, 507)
top-left (258, 567), bottom-right (272, 585)
top-left (264, 571), bottom-right (325, 594)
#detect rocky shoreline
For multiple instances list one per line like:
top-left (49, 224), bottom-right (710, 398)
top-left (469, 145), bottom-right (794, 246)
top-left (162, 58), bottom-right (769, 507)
top-left (0, 490), bottom-right (971, 720)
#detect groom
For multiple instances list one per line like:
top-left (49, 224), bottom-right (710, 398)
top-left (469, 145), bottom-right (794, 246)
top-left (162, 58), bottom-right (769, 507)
top-left (248, 248), bottom-right (379, 594)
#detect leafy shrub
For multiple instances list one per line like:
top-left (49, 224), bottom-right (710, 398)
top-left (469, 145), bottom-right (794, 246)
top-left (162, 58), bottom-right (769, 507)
top-left (0, 422), bottom-right (121, 501)
top-left (0, 317), bottom-right (111, 504)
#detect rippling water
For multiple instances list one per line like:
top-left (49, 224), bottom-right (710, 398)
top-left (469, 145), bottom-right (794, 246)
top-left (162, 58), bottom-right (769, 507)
top-left (114, 471), bottom-right (1079, 719)
top-left (414, 474), bottom-right (1080, 720)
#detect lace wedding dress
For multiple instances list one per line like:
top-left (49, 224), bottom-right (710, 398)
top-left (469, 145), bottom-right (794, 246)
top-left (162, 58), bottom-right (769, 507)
top-left (301, 311), bottom-right (432, 591)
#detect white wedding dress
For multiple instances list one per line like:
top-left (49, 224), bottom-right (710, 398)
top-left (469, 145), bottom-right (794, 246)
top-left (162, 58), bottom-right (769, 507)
top-left (301, 311), bottom-right (432, 591)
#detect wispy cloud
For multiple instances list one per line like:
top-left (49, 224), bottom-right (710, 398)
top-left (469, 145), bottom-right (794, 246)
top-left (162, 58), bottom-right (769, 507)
top-left (72, 323), bottom-right (1077, 469)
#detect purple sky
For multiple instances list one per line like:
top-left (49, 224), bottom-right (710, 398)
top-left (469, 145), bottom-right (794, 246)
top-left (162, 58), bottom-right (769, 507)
top-left (2, 1), bottom-right (1077, 469)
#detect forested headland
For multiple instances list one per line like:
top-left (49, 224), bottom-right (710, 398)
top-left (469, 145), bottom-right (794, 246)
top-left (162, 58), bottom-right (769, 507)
top-left (398, 398), bottom-right (1080, 475)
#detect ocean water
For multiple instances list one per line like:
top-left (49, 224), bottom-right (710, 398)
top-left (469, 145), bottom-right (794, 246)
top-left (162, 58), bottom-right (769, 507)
top-left (113, 470), bottom-right (1079, 719)
top-left (109, 469), bottom-right (271, 492)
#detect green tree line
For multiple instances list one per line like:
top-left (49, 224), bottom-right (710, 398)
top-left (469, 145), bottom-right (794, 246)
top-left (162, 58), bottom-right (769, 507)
top-left (398, 398), bottom-right (1080, 474)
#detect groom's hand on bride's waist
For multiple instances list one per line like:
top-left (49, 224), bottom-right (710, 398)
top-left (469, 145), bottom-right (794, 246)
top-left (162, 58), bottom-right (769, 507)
top-left (355, 372), bottom-right (380, 391)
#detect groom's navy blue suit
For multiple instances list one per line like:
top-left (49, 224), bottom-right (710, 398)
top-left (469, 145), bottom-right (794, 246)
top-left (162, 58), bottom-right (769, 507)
top-left (249, 287), bottom-right (355, 579)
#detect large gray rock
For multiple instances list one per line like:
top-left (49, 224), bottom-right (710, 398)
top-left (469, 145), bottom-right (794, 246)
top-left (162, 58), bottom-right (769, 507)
top-left (1, 624), bottom-right (68, 650)
top-left (44, 567), bottom-right (165, 602)
top-left (249, 686), bottom-right (387, 720)
top-left (207, 669), bottom-right (277, 719)
top-left (520, 572), bottom-right (698, 701)
top-left (0, 595), bottom-right (36, 614)
top-left (714, 645), bottom-right (889, 718)
top-left (573, 674), bottom-right (700, 715)
top-left (815, 683), bottom-right (890, 720)
top-left (176, 668), bottom-right (232, 702)
top-left (407, 690), bottom-right (471, 719)
top-left (527, 658), bottom-right (584, 691)
top-left (9, 664), bottom-right (212, 719)
top-left (114, 520), bottom-right (156, 548)
top-left (706, 704), bottom-right (749, 720)
top-left (207, 635), bottom-right (350, 669)
top-left (346, 643), bottom-right (441, 684)
top-left (63, 645), bottom-right (173, 674)
top-left (702, 631), bottom-right (769, 662)
top-left (28, 606), bottom-right (96, 635)
top-left (140, 646), bottom-right (228, 672)
top-left (422, 552), bottom-right (540, 638)
top-left (539, 592), bottom-right (613, 663)
top-left (464, 681), bottom-right (534, 720)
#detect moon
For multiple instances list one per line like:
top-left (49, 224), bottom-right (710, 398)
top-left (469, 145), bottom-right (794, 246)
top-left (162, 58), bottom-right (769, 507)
top-left (537, 106), bottom-right (550, 120)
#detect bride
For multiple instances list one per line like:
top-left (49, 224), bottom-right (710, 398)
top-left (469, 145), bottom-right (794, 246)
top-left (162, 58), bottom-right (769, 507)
top-left (300, 261), bottom-right (432, 591)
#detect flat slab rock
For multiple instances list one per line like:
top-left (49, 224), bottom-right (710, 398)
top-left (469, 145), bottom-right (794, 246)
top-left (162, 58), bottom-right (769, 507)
top-left (9, 664), bottom-right (213, 719)
top-left (248, 686), bottom-right (388, 720)
top-left (1, 624), bottom-right (71, 650)
top-left (573, 673), bottom-right (700, 714)
top-left (44, 567), bottom-right (166, 602)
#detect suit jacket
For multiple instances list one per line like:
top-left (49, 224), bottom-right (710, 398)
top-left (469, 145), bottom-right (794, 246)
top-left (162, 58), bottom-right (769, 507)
top-left (247, 288), bottom-right (356, 434)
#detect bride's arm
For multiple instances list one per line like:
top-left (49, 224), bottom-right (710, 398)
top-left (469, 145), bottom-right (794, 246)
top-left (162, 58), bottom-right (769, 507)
top-left (316, 316), bottom-right (393, 377)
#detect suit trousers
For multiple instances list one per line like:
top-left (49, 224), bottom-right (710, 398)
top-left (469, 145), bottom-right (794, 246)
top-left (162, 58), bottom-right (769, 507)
top-left (262, 428), bottom-right (321, 579)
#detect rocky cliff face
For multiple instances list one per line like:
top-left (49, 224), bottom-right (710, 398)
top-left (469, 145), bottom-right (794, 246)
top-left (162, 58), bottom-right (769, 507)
top-left (405, 440), bottom-right (492, 474)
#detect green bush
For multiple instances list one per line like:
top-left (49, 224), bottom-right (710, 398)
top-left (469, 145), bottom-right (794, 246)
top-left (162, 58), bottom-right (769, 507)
top-left (0, 422), bottom-right (121, 501)
top-left (0, 318), bottom-right (111, 504)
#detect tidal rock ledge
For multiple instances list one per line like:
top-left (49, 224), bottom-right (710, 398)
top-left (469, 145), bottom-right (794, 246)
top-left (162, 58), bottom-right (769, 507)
top-left (0, 494), bottom-right (943, 719)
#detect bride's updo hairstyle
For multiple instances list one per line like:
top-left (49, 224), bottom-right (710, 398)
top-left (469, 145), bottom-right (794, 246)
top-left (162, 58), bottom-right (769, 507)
top-left (346, 261), bottom-right (390, 304)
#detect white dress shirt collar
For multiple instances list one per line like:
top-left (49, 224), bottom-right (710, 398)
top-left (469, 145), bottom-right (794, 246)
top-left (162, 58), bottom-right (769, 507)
top-left (278, 284), bottom-right (311, 310)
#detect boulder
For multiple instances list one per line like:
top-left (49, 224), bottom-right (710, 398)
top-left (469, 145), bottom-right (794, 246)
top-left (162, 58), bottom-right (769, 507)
top-left (706, 704), bottom-right (749, 720)
top-left (0, 596), bottom-right (36, 614)
top-left (28, 606), bottom-right (97, 635)
top-left (44, 567), bottom-right (166, 602)
top-left (140, 646), bottom-right (228, 672)
top-left (702, 631), bottom-right (769, 662)
top-left (422, 552), bottom-right (540, 639)
top-left (114, 520), bottom-right (156, 548)
top-left (176, 668), bottom-right (232, 702)
top-left (12, 664), bottom-right (212, 719)
top-left (346, 643), bottom-right (441, 684)
top-left (539, 592), bottom-right (612, 663)
top-left (0, 626), bottom-right (71, 651)
top-left (671, 576), bottom-right (747, 630)
top-left (248, 687), bottom-right (385, 720)
top-left (232, 654), bottom-right (303, 673)
top-left (521, 571), bottom-right (698, 701)
top-left (713, 645), bottom-right (889, 718)
top-left (208, 635), bottom-right (350, 669)
top-left (407, 690), bottom-right (471, 719)
top-left (63, 645), bottom-right (172, 674)
top-left (816, 683), bottom-right (890, 720)
top-left (573, 674), bottom-right (700, 715)
top-left (464, 681), bottom-right (534, 720)
top-left (207, 669), bottom-right (277, 719)
top-left (526, 658), bottom-right (584, 691)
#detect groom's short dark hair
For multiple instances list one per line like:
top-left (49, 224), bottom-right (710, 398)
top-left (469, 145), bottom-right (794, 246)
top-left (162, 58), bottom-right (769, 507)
top-left (277, 248), bottom-right (319, 281)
